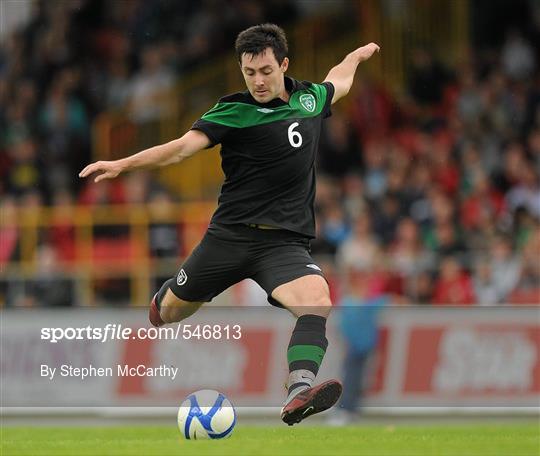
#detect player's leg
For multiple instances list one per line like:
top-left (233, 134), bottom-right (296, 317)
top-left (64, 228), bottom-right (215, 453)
top-left (149, 279), bottom-right (203, 326)
top-left (271, 275), bottom-right (332, 402)
top-left (271, 274), bottom-right (332, 318)
top-left (251, 242), bottom-right (341, 425)
top-left (271, 275), bottom-right (341, 423)
top-left (149, 224), bottom-right (249, 327)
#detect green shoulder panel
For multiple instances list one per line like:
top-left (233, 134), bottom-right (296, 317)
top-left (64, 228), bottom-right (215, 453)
top-left (289, 83), bottom-right (327, 117)
top-left (201, 84), bottom-right (328, 129)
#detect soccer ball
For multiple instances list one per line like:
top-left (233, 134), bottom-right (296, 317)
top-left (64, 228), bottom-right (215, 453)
top-left (177, 389), bottom-right (236, 440)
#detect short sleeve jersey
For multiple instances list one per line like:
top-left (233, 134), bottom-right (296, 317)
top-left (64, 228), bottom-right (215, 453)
top-left (191, 77), bottom-right (335, 238)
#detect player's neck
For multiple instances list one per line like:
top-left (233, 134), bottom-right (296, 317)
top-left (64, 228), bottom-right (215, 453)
top-left (277, 82), bottom-right (290, 103)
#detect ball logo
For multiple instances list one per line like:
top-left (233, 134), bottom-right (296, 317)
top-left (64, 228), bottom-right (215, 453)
top-left (299, 94), bottom-right (316, 113)
top-left (177, 269), bottom-right (188, 286)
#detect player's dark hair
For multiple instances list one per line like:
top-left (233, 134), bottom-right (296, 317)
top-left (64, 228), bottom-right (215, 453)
top-left (235, 23), bottom-right (288, 64)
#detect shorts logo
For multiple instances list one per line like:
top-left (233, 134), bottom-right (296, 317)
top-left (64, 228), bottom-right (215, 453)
top-left (177, 269), bottom-right (188, 286)
top-left (306, 264), bottom-right (321, 271)
top-left (299, 94), bottom-right (316, 113)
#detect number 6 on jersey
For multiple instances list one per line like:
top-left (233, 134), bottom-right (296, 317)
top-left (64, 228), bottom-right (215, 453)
top-left (288, 122), bottom-right (303, 148)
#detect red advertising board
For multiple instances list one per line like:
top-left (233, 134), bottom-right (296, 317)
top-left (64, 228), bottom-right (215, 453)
top-left (404, 325), bottom-right (540, 396)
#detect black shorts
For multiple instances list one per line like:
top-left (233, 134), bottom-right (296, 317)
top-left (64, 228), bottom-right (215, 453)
top-left (169, 223), bottom-right (325, 307)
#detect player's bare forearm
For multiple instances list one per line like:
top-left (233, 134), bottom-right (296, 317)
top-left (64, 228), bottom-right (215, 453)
top-left (120, 139), bottom-right (188, 169)
top-left (323, 43), bottom-right (380, 104)
top-left (79, 129), bottom-right (210, 183)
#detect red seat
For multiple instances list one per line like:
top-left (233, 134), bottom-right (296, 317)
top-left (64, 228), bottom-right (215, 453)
top-left (92, 238), bottom-right (135, 263)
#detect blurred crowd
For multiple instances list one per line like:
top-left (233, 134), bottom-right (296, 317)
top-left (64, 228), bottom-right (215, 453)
top-left (0, 0), bottom-right (303, 306)
top-left (0, 0), bottom-right (301, 204)
top-left (1, 1), bottom-right (539, 306)
top-left (314, 36), bottom-right (540, 306)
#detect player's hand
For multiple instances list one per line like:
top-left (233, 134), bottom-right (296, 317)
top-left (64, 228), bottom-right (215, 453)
top-left (79, 160), bottom-right (123, 183)
top-left (357, 43), bottom-right (380, 62)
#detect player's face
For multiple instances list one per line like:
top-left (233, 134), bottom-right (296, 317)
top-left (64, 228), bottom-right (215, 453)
top-left (240, 48), bottom-right (289, 103)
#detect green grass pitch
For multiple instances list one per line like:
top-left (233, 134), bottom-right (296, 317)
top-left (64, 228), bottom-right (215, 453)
top-left (2, 424), bottom-right (538, 455)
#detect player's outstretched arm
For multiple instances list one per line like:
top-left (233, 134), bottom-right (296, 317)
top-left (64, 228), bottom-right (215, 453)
top-left (79, 129), bottom-right (210, 183)
top-left (323, 42), bottom-right (380, 105)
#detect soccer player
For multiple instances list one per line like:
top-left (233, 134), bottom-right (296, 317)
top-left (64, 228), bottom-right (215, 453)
top-left (80, 24), bottom-right (379, 425)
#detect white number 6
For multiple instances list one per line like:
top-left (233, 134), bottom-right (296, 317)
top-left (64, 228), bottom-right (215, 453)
top-left (288, 122), bottom-right (303, 148)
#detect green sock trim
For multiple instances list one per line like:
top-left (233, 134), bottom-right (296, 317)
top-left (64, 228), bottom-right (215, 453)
top-left (287, 345), bottom-right (326, 367)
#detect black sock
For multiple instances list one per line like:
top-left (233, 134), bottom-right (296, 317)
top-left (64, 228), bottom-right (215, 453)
top-left (286, 314), bottom-right (328, 398)
top-left (155, 278), bottom-right (175, 311)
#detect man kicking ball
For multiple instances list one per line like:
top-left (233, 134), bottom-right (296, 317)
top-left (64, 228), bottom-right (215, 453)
top-left (80, 23), bottom-right (380, 425)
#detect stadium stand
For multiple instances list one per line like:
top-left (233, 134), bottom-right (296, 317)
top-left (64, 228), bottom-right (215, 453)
top-left (1, 0), bottom-right (539, 307)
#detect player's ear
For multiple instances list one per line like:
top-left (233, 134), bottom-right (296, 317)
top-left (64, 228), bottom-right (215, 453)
top-left (280, 57), bottom-right (289, 73)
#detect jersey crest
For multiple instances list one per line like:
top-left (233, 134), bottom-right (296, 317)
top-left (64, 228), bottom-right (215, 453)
top-left (299, 93), bottom-right (316, 113)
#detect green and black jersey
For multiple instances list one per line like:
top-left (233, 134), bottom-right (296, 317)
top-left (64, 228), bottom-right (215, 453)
top-left (191, 76), bottom-right (334, 238)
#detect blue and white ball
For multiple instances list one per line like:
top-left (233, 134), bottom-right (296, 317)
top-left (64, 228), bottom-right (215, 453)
top-left (177, 389), bottom-right (236, 440)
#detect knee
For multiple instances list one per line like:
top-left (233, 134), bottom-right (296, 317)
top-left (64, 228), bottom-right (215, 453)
top-left (309, 292), bottom-right (332, 308)
top-left (312, 294), bottom-right (333, 317)
top-left (295, 292), bottom-right (332, 318)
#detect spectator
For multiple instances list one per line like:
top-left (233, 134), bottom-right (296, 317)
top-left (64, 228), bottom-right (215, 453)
top-left (459, 143), bottom-right (490, 195)
top-left (456, 68), bottom-right (483, 130)
top-left (327, 266), bottom-right (386, 425)
top-left (337, 215), bottom-right (378, 271)
top-left (105, 59), bottom-right (132, 110)
top-left (321, 203), bottom-right (351, 247)
top-left (390, 217), bottom-right (434, 277)
top-left (341, 173), bottom-right (368, 221)
top-left (39, 69), bottom-right (89, 192)
top-left (460, 171), bottom-right (504, 231)
top-left (429, 221), bottom-right (467, 262)
top-left (512, 207), bottom-right (537, 250)
top-left (430, 141), bottom-right (459, 196)
top-left (505, 165), bottom-right (540, 218)
top-left (3, 93), bottom-right (35, 147)
top-left (405, 162), bottom-right (433, 225)
top-left (127, 44), bottom-right (174, 124)
top-left (492, 142), bottom-right (528, 194)
top-left (483, 72), bottom-right (521, 140)
top-left (371, 195), bottom-right (401, 245)
top-left (472, 258), bottom-right (500, 305)
top-left (362, 140), bottom-right (388, 201)
top-left (349, 76), bottom-right (394, 140)
top-left (501, 30), bottom-right (536, 81)
top-left (432, 256), bottom-right (475, 305)
top-left (513, 226), bottom-right (540, 300)
top-left (405, 270), bottom-right (434, 304)
top-left (428, 188), bottom-right (455, 226)
top-left (22, 244), bottom-right (75, 307)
